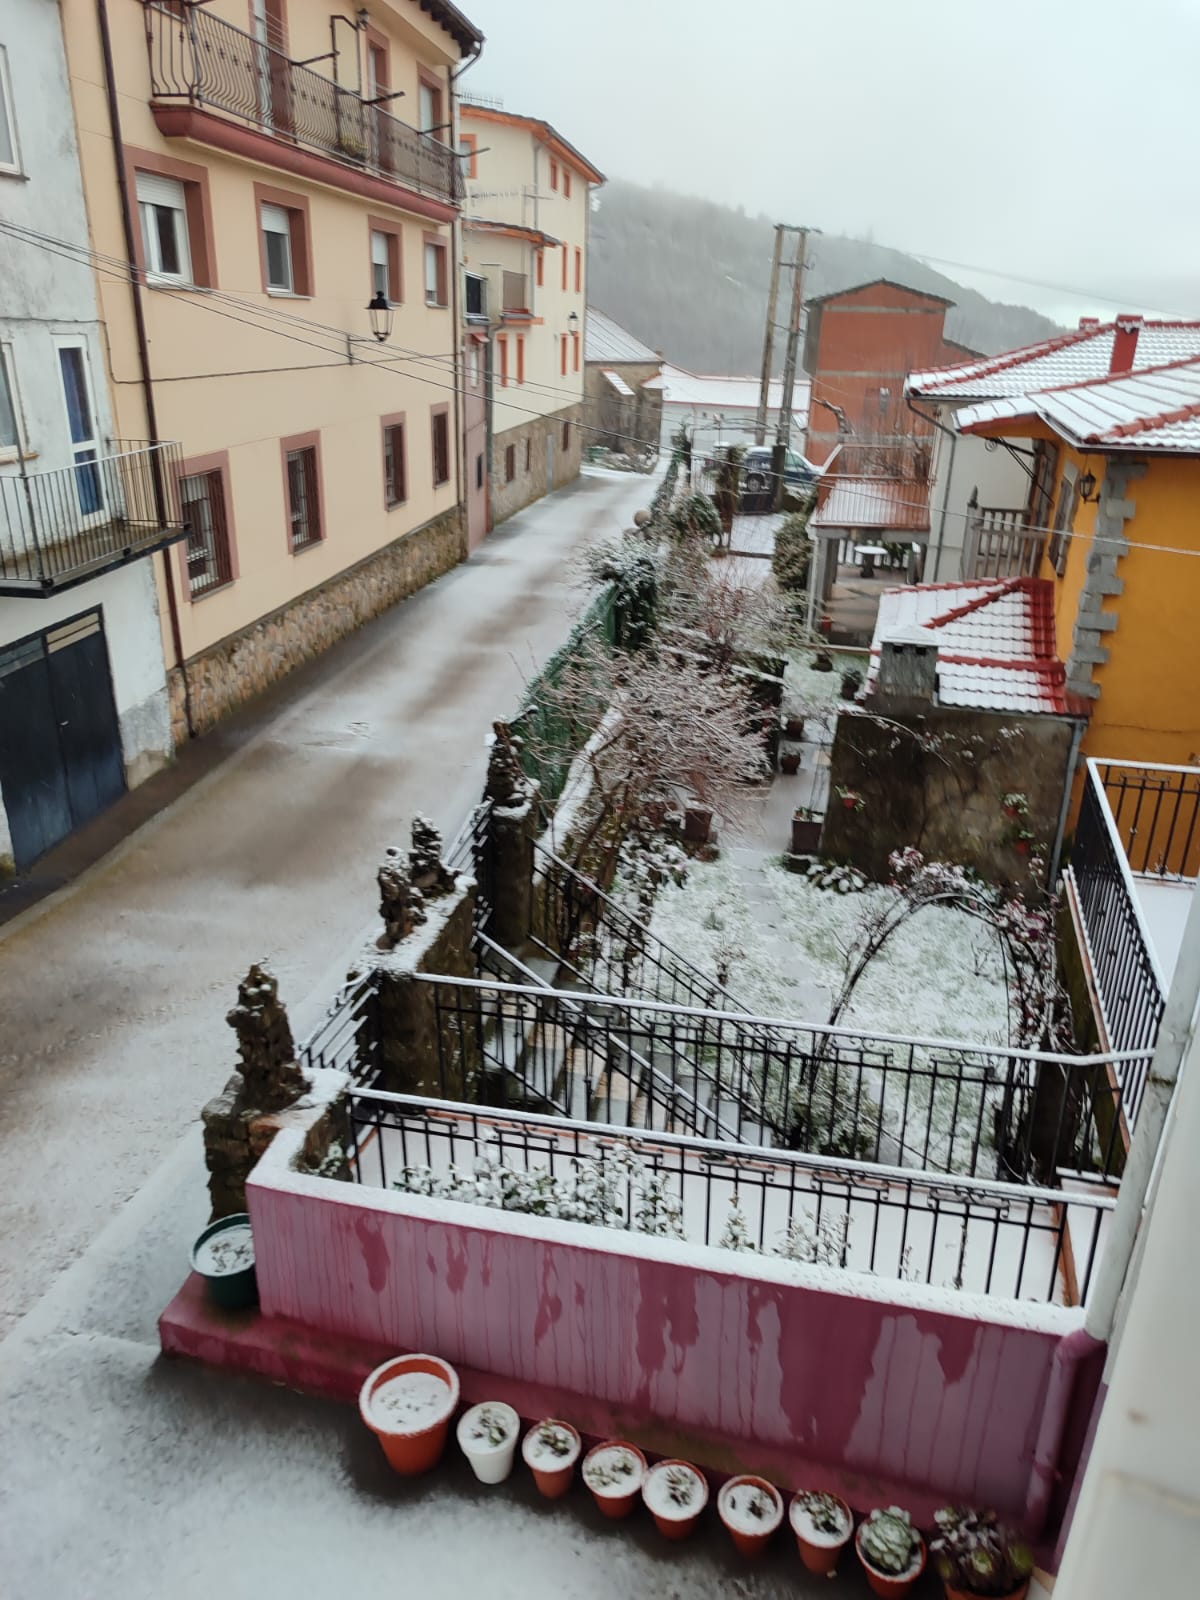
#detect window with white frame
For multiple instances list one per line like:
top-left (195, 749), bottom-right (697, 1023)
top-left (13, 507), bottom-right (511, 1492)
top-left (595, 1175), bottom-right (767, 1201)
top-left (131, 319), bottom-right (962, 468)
top-left (0, 344), bottom-right (20, 455)
top-left (136, 171), bottom-right (192, 284)
top-left (371, 229), bottom-right (391, 301)
top-left (261, 203), bottom-right (294, 293)
top-left (0, 46), bottom-right (20, 175)
top-left (423, 240), bottom-right (446, 306)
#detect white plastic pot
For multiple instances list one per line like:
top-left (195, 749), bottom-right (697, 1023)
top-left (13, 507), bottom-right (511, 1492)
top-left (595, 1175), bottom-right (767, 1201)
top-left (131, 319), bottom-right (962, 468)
top-left (456, 1401), bottom-right (520, 1484)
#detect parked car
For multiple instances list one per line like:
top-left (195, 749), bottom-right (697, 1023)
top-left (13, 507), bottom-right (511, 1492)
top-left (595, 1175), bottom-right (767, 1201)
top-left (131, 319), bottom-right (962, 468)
top-left (742, 446), bottom-right (818, 497)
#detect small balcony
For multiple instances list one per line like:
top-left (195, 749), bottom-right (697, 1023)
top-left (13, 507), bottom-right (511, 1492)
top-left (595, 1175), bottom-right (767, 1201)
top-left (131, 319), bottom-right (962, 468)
top-left (143, 3), bottom-right (462, 207)
top-left (963, 504), bottom-right (1045, 580)
top-left (0, 441), bottom-right (186, 597)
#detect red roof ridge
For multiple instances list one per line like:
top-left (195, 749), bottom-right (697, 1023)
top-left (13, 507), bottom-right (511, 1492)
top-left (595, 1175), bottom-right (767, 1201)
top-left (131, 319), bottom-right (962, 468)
top-left (925, 575), bottom-right (1028, 630)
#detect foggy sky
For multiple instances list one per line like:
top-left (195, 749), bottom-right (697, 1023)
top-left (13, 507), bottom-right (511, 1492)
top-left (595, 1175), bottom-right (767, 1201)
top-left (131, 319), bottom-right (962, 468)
top-left (459, 0), bottom-right (1200, 325)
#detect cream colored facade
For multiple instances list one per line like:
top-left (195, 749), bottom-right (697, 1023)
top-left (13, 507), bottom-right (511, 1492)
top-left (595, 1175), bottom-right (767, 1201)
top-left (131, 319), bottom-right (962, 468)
top-left (460, 103), bottom-right (601, 523)
top-left (60, 0), bottom-right (480, 737)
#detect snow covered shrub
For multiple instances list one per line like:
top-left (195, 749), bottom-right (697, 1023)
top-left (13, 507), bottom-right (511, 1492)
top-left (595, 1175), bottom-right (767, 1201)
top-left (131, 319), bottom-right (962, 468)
top-left (718, 1193), bottom-right (754, 1252)
top-left (668, 492), bottom-right (723, 547)
top-left (772, 508), bottom-right (813, 597)
top-left (777, 1208), bottom-right (850, 1267)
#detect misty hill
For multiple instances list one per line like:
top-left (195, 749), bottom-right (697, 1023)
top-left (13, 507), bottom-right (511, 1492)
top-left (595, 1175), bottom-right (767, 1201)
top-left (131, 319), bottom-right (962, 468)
top-left (589, 180), bottom-right (1061, 374)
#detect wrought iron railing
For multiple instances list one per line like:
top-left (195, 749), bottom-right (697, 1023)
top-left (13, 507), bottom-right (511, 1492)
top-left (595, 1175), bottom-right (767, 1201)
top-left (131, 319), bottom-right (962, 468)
top-left (1095, 760), bottom-right (1200, 880)
top-left (0, 440), bottom-right (184, 594)
top-left (143, 3), bottom-right (461, 204)
top-left (345, 1089), bottom-right (1115, 1305)
top-left (298, 969), bottom-right (382, 1085)
top-left (963, 507), bottom-right (1044, 581)
top-left (415, 974), bottom-right (1144, 1184)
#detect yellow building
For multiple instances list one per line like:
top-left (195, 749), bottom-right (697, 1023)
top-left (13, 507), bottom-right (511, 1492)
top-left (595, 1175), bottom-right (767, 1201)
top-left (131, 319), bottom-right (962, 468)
top-left (60, 0), bottom-right (482, 740)
top-left (459, 101), bottom-right (603, 526)
top-left (955, 358), bottom-right (1200, 769)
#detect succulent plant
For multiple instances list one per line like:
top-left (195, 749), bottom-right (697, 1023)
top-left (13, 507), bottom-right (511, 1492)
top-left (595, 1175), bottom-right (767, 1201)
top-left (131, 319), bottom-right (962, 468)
top-left (860, 1506), bottom-right (921, 1576)
top-left (931, 1507), bottom-right (1034, 1596)
top-left (795, 1490), bottom-right (849, 1536)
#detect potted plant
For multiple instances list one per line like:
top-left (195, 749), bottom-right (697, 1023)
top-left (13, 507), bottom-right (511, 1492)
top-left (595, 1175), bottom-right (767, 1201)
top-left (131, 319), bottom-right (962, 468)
top-left (521, 1419), bottom-right (581, 1499)
top-left (456, 1401), bottom-right (520, 1485)
top-left (836, 785), bottom-right (865, 812)
top-left (683, 805), bottom-right (713, 844)
top-left (856, 1506), bottom-right (926, 1598)
top-left (784, 714), bottom-right (806, 740)
top-left (790, 1488), bottom-right (854, 1575)
top-left (190, 1212), bottom-right (258, 1310)
top-left (930, 1507), bottom-right (1034, 1600)
top-left (780, 747), bottom-right (803, 775)
top-left (581, 1441), bottom-right (647, 1519)
top-left (642, 1459), bottom-right (709, 1540)
top-left (717, 1474), bottom-right (783, 1557)
top-left (358, 1353), bottom-right (459, 1476)
top-left (1001, 792), bottom-right (1029, 822)
top-left (791, 806), bottom-right (822, 854)
top-left (840, 667), bottom-right (864, 700)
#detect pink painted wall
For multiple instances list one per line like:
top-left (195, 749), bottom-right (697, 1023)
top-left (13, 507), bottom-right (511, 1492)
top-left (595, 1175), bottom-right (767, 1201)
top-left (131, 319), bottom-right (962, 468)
top-left (247, 1167), bottom-right (1100, 1535)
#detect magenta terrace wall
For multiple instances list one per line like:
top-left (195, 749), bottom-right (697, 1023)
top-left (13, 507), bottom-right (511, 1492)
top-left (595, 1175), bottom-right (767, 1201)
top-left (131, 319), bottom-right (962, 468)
top-left (247, 1160), bottom-right (1101, 1535)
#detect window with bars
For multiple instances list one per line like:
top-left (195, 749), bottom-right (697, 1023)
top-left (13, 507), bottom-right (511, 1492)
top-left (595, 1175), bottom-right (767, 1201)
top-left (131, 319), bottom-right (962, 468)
top-left (181, 470), bottom-right (233, 595)
top-left (286, 446), bottom-right (321, 549)
top-left (432, 410), bottom-right (450, 486)
top-left (383, 422), bottom-right (406, 508)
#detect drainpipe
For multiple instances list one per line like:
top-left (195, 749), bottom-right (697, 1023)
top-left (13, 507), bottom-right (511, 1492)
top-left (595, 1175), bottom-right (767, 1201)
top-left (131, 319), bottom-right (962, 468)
top-left (97, 0), bottom-right (194, 739)
top-left (448, 38), bottom-right (483, 550)
top-left (1048, 716), bottom-right (1087, 889)
top-left (1083, 879), bottom-right (1200, 1343)
top-left (907, 395), bottom-right (957, 582)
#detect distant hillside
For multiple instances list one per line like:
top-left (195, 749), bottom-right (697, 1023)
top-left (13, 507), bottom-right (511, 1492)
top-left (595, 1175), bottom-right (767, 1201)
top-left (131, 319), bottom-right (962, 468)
top-left (589, 180), bottom-right (1061, 375)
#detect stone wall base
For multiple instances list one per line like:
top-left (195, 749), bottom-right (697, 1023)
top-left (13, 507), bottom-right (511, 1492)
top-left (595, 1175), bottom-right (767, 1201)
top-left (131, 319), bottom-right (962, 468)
top-left (490, 404), bottom-right (583, 527)
top-left (169, 506), bottom-right (465, 742)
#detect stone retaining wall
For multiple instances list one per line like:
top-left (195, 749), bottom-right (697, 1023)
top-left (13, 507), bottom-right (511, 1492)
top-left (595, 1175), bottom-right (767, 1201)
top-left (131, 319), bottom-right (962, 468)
top-left (490, 405), bottom-right (582, 527)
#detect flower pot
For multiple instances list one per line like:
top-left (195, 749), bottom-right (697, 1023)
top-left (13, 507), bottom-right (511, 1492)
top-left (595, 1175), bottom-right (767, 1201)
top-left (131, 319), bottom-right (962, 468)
top-left (1015, 839), bottom-right (1031, 856)
top-left (581, 1441), bottom-right (647, 1520)
top-left (841, 795), bottom-right (859, 810)
top-left (784, 715), bottom-right (806, 740)
top-left (718, 1475), bottom-right (783, 1557)
top-left (521, 1419), bottom-right (581, 1499)
top-left (943, 1584), bottom-right (1030, 1600)
top-left (855, 1526), bottom-right (927, 1599)
top-left (190, 1212), bottom-right (258, 1310)
top-left (683, 807), bottom-right (713, 844)
top-left (359, 1354), bottom-right (459, 1476)
top-left (792, 814), bottom-right (821, 854)
top-left (642, 1459), bottom-right (709, 1540)
top-left (456, 1401), bottom-right (520, 1485)
top-left (1002, 805), bottom-right (1020, 820)
top-left (789, 1490), bottom-right (854, 1575)
top-left (780, 750), bottom-right (802, 775)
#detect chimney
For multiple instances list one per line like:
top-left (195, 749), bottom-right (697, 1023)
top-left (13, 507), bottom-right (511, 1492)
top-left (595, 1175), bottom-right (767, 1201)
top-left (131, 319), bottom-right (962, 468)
top-left (1078, 316), bottom-right (1101, 330)
top-left (1110, 313), bottom-right (1144, 375)
top-left (877, 625), bottom-right (939, 707)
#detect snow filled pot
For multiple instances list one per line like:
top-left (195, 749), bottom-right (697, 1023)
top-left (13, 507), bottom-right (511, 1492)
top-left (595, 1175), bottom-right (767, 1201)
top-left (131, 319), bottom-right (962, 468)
top-left (581, 1441), bottom-right (647, 1520)
top-left (359, 1354), bottom-right (459, 1476)
top-left (522, 1420), bottom-right (581, 1499)
top-left (718, 1475), bottom-right (783, 1557)
top-left (790, 1489), bottom-right (854, 1575)
top-left (456, 1401), bottom-right (520, 1485)
top-left (791, 813), bottom-right (821, 854)
top-left (642, 1460), bottom-right (708, 1540)
top-left (190, 1213), bottom-right (258, 1310)
top-left (779, 749), bottom-right (802, 775)
top-left (856, 1509), bottom-right (927, 1599)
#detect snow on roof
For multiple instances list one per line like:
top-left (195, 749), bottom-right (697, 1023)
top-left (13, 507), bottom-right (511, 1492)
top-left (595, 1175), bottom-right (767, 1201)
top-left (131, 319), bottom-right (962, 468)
top-left (645, 363), bottom-right (811, 418)
top-left (811, 476), bottom-right (931, 533)
top-left (908, 319), bottom-right (1200, 402)
top-left (956, 357), bottom-right (1200, 454)
top-left (585, 308), bottom-right (660, 365)
top-left (867, 577), bottom-right (1080, 715)
top-left (601, 368), bottom-right (634, 397)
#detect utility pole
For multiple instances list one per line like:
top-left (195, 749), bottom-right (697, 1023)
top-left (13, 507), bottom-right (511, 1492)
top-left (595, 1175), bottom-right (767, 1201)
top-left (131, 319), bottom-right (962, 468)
top-left (772, 227), bottom-right (812, 510)
top-left (753, 225), bottom-right (786, 446)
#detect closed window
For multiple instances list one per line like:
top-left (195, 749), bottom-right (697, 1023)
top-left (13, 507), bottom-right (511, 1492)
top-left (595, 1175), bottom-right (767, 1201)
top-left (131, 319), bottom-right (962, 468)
top-left (136, 171), bottom-right (192, 284)
top-left (370, 229), bottom-right (391, 300)
top-left (572, 331), bottom-right (580, 372)
top-left (564, 167), bottom-right (572, 199)
top-left (504, 444), bottom-right (516, 483)
top-left (181, 470), bottom-right (233, 595)
top-left (561, 244), bottom-right (568, 291)
top-left (475, 452), bottom-right (483, 490)
top-left (524, 438), bottom-right (531, 473)
top-left (431, 410), bottom-right (450, 486)
top-left (469, 343), bottom-right (481, 387)
top-left (562, 421), bottom-right (570, 450)
top-left (0, 45), bottom-right (20, 176)
top-left (0, 345), bottom-right (20, 455)
top-left (1047, 467), bottom-right (1080, 576)
top-left (497, 334), bottom-right (508, 387)
top-left (516, 335), bottom-right (525, 385)
top-left (550, 157), bottom-right (558, 190)
top-left (424, 239), bottom-right (447, 307)
top-left (574, 247), bottom-right (581, 293)
top-left (285, 445), bottom-right (322, 549)
top-left (560, 335), bottom-right (567, 376)
top-left (418, 76), bottom-right (443, 137)
top-left (459, 132), bottom-right (478, 178)
top-left (536, 250), bottom-right (544, 288)
top-left (385, 422), bottom-right (409, 508)
top-left (262, 203), bottom-right (294, 292)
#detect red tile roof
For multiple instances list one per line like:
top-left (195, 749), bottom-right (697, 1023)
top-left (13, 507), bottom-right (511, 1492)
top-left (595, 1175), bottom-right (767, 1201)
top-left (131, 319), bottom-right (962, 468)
top-left (811, 475), bottom-right (931, 533)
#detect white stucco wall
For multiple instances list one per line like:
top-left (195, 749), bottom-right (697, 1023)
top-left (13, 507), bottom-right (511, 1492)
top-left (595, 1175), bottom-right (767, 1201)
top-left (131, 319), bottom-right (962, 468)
top-left (0, 0), bottom-right (171, 863)
top-left (923, 405), bottom-right (1032, 582)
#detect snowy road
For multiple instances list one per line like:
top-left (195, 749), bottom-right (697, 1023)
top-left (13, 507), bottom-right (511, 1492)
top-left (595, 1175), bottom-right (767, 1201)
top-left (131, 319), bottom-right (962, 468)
top-left (0, 467), bottom-right (651, 1340)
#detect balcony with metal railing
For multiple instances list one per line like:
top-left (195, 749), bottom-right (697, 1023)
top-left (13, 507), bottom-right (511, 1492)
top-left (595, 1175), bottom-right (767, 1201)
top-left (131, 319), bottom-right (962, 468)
top-left (143, 4), bottom-right (462, 207)
top-left (1066, 759), bottom-right (1199, 1098)
top-left (0, 441), bottom-right (186, 596)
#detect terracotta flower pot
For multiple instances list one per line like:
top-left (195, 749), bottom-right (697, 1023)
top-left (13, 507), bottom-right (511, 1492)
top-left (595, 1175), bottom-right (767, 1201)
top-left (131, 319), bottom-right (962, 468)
top-left (784, 715), bottom-right (806, 740)
top-left (855, 1526), bottom-right (927, 1599)
top-left (792, 814), bottom-right (821, 854)
top-left (1015, 839), bottom-right (1031, 856)
top-left (359, 1354), bottom-right (459, 1476)
top-left (841, 794), bottom-right (859, 810)
top-left (581, 1441), bottom-right (647, 1520)
top-left (642, 1459), bottom-right (709, 1541)
top-left (943, 1583), bottom-right (1030, 1600)
top-left (521, 1419), bottom-right (581, 1499)
top-left (780, 750), bottom-right (802, 775)
top-left (789, 1490), bottom-right (854, 1575)
top-left (717, 1475), bottom-right (783, 1557)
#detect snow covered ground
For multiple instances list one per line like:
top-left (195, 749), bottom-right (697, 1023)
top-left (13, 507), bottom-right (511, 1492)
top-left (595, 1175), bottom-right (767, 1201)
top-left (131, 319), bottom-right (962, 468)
top-left (1133, 874), bottom-right (1195, 984)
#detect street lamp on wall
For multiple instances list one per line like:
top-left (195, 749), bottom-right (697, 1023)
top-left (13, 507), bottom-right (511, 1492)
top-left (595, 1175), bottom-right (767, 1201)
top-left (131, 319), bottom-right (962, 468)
top-left (567, 310), bottom-right (580, 336)
top-left (367, 292), bottom-right (394, 343)
top-left (1078, 470), bottom-right (1101, 504)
